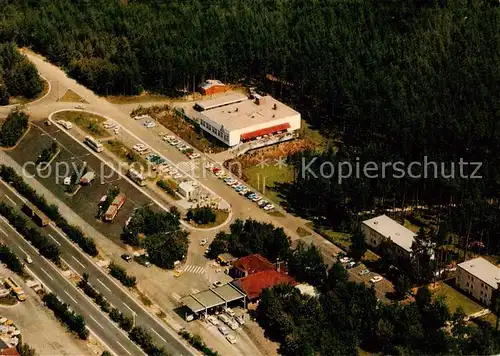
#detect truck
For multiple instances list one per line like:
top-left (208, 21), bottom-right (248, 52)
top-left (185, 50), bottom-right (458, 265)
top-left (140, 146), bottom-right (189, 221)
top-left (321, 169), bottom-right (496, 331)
top-left (127, 168), bottom-right (147, 187)
top-left (5, 277), bottom-right (26, 301)
top-left (103, 193), bottom-right (126, 221)
top-left (22, 202), bottom-right (49, 227)
top-left (80, 171), bottom-right (96, 185)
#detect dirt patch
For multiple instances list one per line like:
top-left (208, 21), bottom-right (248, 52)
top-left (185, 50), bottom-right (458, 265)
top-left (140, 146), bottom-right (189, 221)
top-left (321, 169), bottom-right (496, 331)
top-left (58, 89), bottom-right (87, 103)
top-left (52, 111), bottom-right (108, 138)
top-left (0, 294), bottom-right (18, 306)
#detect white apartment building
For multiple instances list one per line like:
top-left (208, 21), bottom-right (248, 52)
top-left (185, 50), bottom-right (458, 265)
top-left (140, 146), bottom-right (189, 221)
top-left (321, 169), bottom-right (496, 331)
top-left (457, 257), bottom-right (500, 305)
top-left (361, 214), bottom-right (417, 259)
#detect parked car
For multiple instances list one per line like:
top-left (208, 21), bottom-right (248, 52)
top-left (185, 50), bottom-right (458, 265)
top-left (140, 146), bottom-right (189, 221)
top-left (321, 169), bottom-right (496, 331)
top-left (121, 254), bottom-right (132, 262)
top-left (218, 314), bottom-right (230, 324)
top-left (75, 104), bottom-right (85, 109)
top-left (200, 239), bottom-right (208, 246)
top-left (224, 307), bottom-right (235, 317)
top-left (218, 326), bottom-right (229, 336)
top-left (346, 261), bottom-right (356, 269)
top-left (358, 269), bottom-right (370, 276)
top-left (370, 276), bottom-right (383, 284)
top-left (258, 200), bottom-right (268, 207)
top-left (226, 334), bottom-right (237, 344)
top-left (188, 153), bottom-right (201, 159)
top-left (207, 315), bottom-right (219, 326)
top-left (339, 256), bottom-right (352, 263)
top-left (235, 315), bottom-right (245, 325)
top-left (252, 195), bottom-right (262, 202)
top-left (213, 281), bottom-right (223, 288)
top-left (263, 204), bottom-right (275, 211)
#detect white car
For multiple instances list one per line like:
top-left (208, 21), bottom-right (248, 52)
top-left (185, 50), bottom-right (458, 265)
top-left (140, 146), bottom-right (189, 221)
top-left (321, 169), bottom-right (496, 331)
top-left (218, 326), bottom-right (229, 336)
top-left (173, 173), bottom-right (183, 179)
top-left (224, 307), bottom-right (235, 317)
top-left (252, 196), bottom-right (262, 202)
top-left (226, 335), bottom-right (237, 344)
top-left (169, 140), bottom-right (180, 146)
top-left (188, 153), bottom-right (201, 159)
top-left (339, 256), bottom-right (352, 263)
top-left (218, 314), bottom-right (230, 324)
top-left (235, 315), bottom-right (245, 325)
top-left (75, 104), bottom-right (85, 109)
top-left (227, 320), bottom-right (239, 330)
top-left (144, 121), bottom-right (156, 128)
top-left (370, 276), bottom-right (383, 284)
top-left (207, 315), bottom-right (219, 326)
top-left (263, 204), bottom-right (275, 211)
top-left (258, 200), bottom-right (268, 207)
top-left (200, 239), bottom-right (208, 246)
top-left (25, 255), bottom-right (33, 264)
top-left (63, 176), bottom-right (72, 186)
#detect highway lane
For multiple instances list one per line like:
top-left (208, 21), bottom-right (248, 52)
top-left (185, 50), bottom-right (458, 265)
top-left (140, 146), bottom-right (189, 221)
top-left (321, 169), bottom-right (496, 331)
top-left (0, 215), bottom-right (143, 356)
top-left (0, 181), bottom-right (194, 356)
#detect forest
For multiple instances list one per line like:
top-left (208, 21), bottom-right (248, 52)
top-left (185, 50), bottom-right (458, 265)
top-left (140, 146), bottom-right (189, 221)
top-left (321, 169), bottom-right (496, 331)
top-left (0, 43), bottom-right (43, 104)
top-left (0, 0), bottom-right (498, 252)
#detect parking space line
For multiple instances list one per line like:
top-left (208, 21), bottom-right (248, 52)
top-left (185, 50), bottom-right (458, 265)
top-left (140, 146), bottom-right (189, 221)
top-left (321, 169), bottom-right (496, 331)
top-left (64, 290), bottom-right (78, 304)
top-left (151, 328), bottom-right (167, 343)
top-left (18, 246), bottom-right (28, 256)
top-left (4, 195), bottom-right (17, 206)
top-left (97, 279), bottom-right (111, 292)
top-left (72, 256), bottom-right (86, 269)
top-left (123, 303), bottom-right (135, 314)
top-left (40, 267), bottom-right (54, 281)
top-left (116, 341), bottom-right (132, 355)
top-left (48, 234), bottom-right (61, 246)
top-left (0, 228), bottom-right (6, 236)
top-left (89, 315), bottom-right (104, 329)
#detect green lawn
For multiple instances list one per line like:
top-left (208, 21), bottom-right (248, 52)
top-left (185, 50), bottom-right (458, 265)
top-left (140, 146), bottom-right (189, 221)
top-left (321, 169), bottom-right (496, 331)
top-left (433, 282), bottom-right (483, 315)
top-left (404, 219), bottom-right (420, 233)
top-left (243, 164), bottom-right (294, 205)
top-left (53, 111), bottom-right (108, 138)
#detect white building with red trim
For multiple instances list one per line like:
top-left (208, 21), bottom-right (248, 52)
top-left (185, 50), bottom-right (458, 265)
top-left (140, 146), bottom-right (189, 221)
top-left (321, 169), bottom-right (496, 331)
top-left (195, 93), bottom-right (301, 147)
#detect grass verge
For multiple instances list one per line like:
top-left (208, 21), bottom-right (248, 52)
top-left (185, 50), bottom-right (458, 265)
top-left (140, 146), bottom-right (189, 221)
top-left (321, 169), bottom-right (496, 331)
top-left (104, 139), bottom-right (147, 168)
top-left (53, 111), bottom-right (108, 138)
top-left (191, 209), bottom-right (229, 229)
top-left (432, 282), bottom-right (483, 315)
top-left (105, 94), bottom-right (170, 104)
top-left (156, 179), bottom-right (181, 200)
top-left (243, 164), bottom-right (294, 206)
top-left (296, 227), bottom-right (311, 237)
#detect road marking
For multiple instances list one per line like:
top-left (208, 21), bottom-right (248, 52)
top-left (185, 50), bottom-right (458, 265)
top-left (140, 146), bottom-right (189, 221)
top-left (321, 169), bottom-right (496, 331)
top-left (48, 234), bottom-right (61, 246)
top-left (151, 328), bottom-right (167, 343)
top-left (72, 256), bottom-right (86, 269)
top-left (61, 258), bottom-right (82, 278)
top-left (17, 246), bottom-right (28, 256)
top-left (0, 228), bottom-right (6, 236)
top-left (123, 303), bottom-right (135, 314)
top-left (97, 279), bottom-right (111, 292)
top-left (64, 290), bottom-right (78, 304)
top-left (89, 315), bottom-right (104, 329)
top-left (116, 341), bottom-right (132, 355)
top-left (4, 195), bottom-right (16, 206)
top-left (39, 268), bottom-right (54, 281)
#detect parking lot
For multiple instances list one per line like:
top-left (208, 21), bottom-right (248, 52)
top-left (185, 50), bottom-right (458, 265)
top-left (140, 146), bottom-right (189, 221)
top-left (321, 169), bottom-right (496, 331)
top-left (6, 124), bottom-right (153, 244)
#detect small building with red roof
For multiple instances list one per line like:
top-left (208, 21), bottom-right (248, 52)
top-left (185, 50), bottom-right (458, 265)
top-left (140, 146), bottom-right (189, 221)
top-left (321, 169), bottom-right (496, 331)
top-left (230, 254), bottom-right (275, 279)
top-left (232, 270), bottom-right (296, 302)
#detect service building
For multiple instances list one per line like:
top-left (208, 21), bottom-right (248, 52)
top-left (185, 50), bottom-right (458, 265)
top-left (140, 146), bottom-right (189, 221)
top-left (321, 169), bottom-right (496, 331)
top-left (195, 92), bottom-right (301, 147)
top-left (457, 257), bottom-right (500, 305)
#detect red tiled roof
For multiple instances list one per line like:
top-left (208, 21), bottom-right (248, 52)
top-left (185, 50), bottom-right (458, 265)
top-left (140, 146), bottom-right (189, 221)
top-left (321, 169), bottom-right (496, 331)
top-left (1, 347), bottom-right (20, 356)
top-left (232, 254), bottom-right (275, 275)
top-left (240, 123), bottom-right (290, 141)
top-left (233, 270), bottom-right (296, 300)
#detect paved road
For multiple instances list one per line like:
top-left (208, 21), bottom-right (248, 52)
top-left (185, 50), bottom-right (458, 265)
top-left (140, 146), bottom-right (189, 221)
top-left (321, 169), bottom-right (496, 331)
top-left (0, 181), bottom-right (194, 356)
top-left (0, 212), bottom-right (144, 356)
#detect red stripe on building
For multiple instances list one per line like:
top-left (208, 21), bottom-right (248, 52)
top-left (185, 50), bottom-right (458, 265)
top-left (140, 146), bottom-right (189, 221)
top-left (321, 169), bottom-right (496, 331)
top-left (240, 123), bottom-right (290, 141)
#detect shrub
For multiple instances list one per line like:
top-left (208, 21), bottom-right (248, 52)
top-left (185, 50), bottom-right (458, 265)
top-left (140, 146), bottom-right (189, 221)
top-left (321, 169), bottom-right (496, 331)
top-left (0, 243), bottom-right (25, 274)
top-left (42, 293), bottom-right (88, 339)
top-left (109, 262), bottom-right (137, 288)
top-left (0, 110), bottom-right (29, 147)
top-left (186, 207), bottom-right (216, 225)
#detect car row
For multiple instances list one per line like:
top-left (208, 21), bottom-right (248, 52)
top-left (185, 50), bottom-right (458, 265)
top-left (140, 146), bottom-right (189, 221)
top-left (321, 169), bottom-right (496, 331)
top-left (208, 165), bottom-right (275, 211)
top-left (206, 309), bottom-right (242, 344)
top-left (162, 135), bottom-right (200, 159)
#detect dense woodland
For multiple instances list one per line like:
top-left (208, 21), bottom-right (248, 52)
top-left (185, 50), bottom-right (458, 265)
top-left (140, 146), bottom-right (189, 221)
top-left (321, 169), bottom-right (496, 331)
top-left (0, 43), bottom-right (43, 104)
top-left (1, 0), bottom-right (499, 252)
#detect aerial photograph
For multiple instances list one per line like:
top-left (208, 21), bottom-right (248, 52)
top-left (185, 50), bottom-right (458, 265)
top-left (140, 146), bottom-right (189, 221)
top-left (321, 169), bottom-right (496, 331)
top-left (0, 0), bottom-right (499, 355)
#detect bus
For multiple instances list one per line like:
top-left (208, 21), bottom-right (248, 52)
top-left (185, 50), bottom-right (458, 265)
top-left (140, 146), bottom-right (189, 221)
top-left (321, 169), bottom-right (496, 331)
top-left (84, 136), bottom-right (103, 153)
top-left (5, 277), bottom-right (26, 301)
top-left (22, 202), bottom-right (49, 227)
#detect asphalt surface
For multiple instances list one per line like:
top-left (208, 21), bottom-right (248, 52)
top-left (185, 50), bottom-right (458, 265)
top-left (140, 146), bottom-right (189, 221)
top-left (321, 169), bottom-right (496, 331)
top-left (0, 208), bottom-right (144, 356)
top-left (0, 181), bottom-right (193, 356)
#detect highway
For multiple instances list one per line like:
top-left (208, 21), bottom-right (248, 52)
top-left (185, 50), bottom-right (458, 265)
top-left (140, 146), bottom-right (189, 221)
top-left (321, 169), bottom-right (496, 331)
top-left (0, 180), bottom-right (194, 356)
top-left (0, 209), bottom-right (144, 356)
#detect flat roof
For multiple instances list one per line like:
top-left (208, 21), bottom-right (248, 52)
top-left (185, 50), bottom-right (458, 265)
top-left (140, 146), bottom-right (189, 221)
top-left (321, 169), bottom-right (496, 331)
top-left (195, 93), bottom-right (247, 111)
top-left (200, 95), bottom-right (300, 132)
top-left (180, 284), bottom-right (246, 313)
top-left (458, 257), bottom-right (500, 289)
top-left (362, 214), bottom-right (416, 252)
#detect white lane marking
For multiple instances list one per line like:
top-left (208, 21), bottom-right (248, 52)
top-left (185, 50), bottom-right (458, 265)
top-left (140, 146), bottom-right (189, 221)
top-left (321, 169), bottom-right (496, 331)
top-left (123, 303), bottom-right (135, 314)
top-left (116, 341), bottom-right (132, 356)
top-left (89, 315), bottom-right (104, 329)
top-left (64, 290), bottom-right (78, 304)
top-left (4, 195), bottom-right (17, 206)
top-left (48, 234), bottom-right (61, 246)
top-left (17, 246), bottom-right (28, 256)
top-left (40, 268), bottom-right (54, 281)
top-left (72, 256), bottom-right (86, 269)
top-left (61, 258), bottom-right (82, 278)
top-left (97, 279), bottom-right (111, 292)
top-left (151, 328), bottom-right (167, 343)
top-left (0, 228), bottom-right (6, 236)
